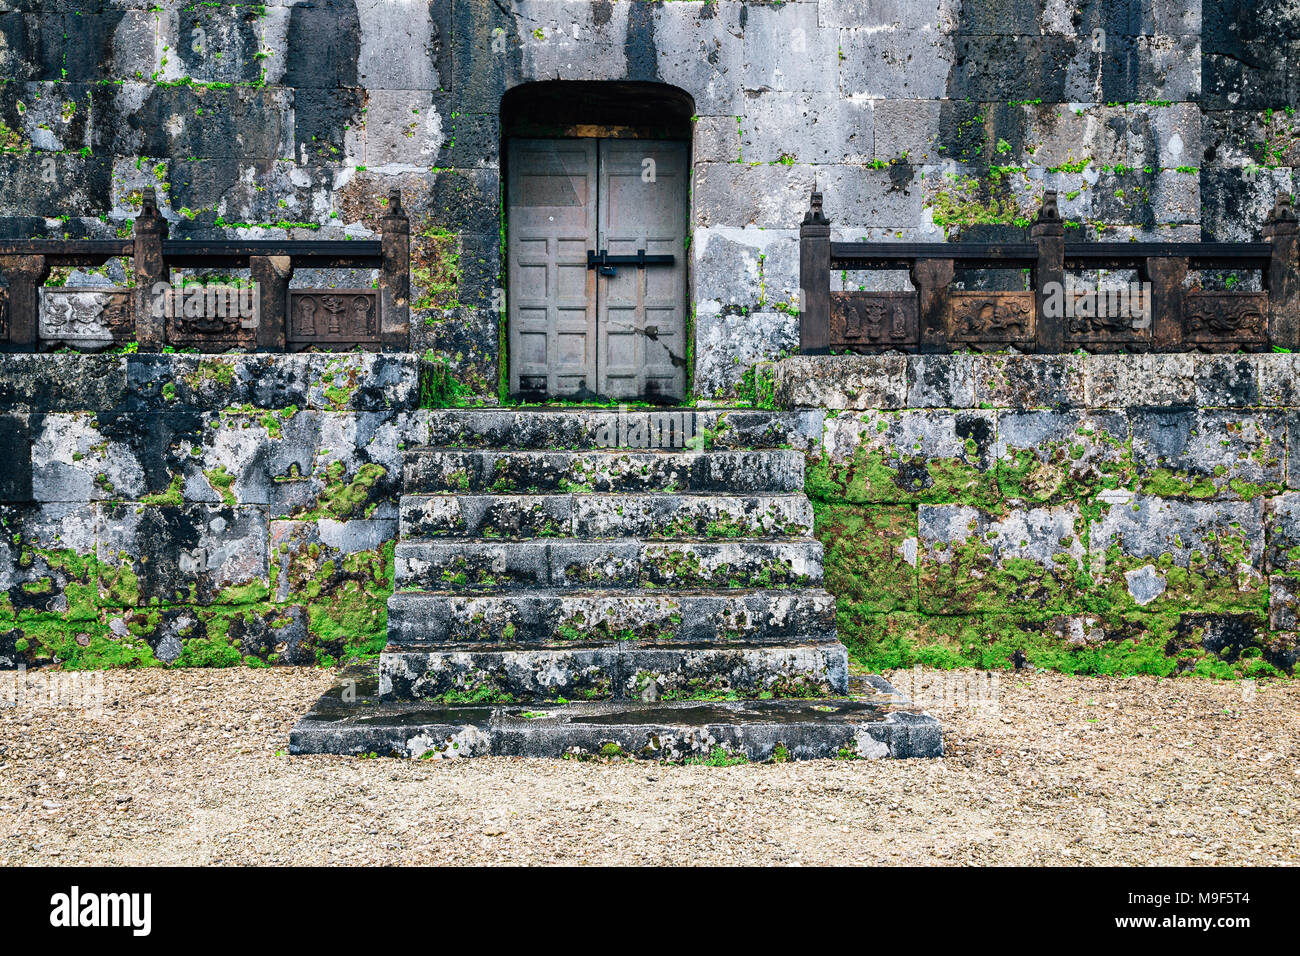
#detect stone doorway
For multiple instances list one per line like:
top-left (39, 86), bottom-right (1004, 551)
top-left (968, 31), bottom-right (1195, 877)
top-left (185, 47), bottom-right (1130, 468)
top-left (502, 82), bottom-right (693, 404)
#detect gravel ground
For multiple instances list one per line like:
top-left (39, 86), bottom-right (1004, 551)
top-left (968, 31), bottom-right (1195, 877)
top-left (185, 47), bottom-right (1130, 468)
top-left (1, 666), bottom-right (1297, 866)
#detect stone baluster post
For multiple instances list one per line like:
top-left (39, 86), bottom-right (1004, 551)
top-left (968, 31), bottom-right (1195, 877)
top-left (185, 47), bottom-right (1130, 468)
top-left (380, 188), bottom-right (411, 351)
top-left (1146, 257), bottom-right (1187, 351)
top-left (912, 258), bottom-right (955, 353)
top-left (799, 190), bottom-right (831, 354)
top-left (1264, 194), bottom-right (1299, 352)
top-left (133, 187), bottom-right (169, 351)
top-left (1031, 189), bottom-right (1066, 353)
top-left (251, 255), bottom-right (293, 352)
top-left (0, 255), bottom-right (50, 352)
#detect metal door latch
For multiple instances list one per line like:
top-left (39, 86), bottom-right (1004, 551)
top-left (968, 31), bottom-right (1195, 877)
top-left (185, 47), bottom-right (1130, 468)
top-left (587, 249), bottom-right (676, 275)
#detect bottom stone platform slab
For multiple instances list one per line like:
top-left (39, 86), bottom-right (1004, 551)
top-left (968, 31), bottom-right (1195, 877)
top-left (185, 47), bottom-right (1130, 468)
top-left (290, 667), bottom-right (943, 761)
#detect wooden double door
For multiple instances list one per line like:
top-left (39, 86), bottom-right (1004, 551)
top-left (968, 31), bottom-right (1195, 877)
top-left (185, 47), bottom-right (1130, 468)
top-left (507, 137), bottom-right (689, 402)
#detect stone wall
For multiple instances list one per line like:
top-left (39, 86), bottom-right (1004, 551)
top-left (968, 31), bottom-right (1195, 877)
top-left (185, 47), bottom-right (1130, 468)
top-left (778, 352), bottom-right (1300, 677)
top-left (0, 353), bottom-right (424, 668)
top-left (1, 1), bottom-right (1296, 400)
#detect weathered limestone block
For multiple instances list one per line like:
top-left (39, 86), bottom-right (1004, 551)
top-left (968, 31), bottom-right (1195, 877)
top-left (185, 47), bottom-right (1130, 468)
top-left (126, 354), bottom-right (312, 411)
top-left (1194, 355), bottom-right (1260, 407)
top-left (401, 494), bottom-right (571, 539)
top-left (571, 493), bottom-right (814, 539)
top-left (386, 590), bottom-right (837, 646)
top-left (693, 162), bottom-right (815, 229)
top-left (817, 163), bottom-right (925, 230)
top-left (0, 502), bottom-right (98, 620)
top-left (623, 642), bottom-right (848, 701)
top-left (650, 1), bottom-right (746, 115)
top-left (1084, 354), bottom-right (1196, 407)
top-left (693, 226), bottom-right (799, 314)
top-left (269, 518), bottom-right (396, 659)
top-left (906, 354), bottom-right (975, 408)
top-left (513, 0), bottom-right (633, 82)
top-left (0, 414), bottom-right (32, 502)
top-left (872, 99), bottom-right (944, 163)
top-left (381, 645), bottom-right (620, 703)
top-left (96, 503), bottom-right (269, 606)
top-left (1271, 576), bottom-right (1299, 632)
top-left (1130, 409), bottom-right (1286, 500)
top-left (404, 449), bottom-right (805, 495)
top-left (809, 409), bottom-right (998, 506)
top-left (739, 92), bottom-right (871, 165)
top-left (775, 355), bottom-right (909, 410)
top-left (1292, 416), bottom-right (1300, 491)
top-left (355, 0), bottom-right (444, 91)
top-left (31, 412), bottom-right (146, 503)
top-left (996, 409), bottom-right (1132, 502)
top-left (815, 502), bottom-right (919, 611)
top-left (839, 25), bottom-right (954, 98)
top-left (918, 503), bottom-right (1086, 613)
top-left (1265, 492), bottom-right (1300, 573)
top-left (0, 355), bottom-right (128, 414)
top-left (695, 309), bottom-right (799, 398)
top-left (1257, 354), bottom-right (1300, 407)
top-left (739, 2), bottom-right (840, 94)
top-left (636, 540), bottom-right (823, 589)
top-left (1088, 496), bottom-right (1266, 613)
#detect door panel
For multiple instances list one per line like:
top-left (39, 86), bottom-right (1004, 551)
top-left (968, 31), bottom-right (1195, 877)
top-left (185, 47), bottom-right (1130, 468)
top-left (508, 138), bottom-right (598, 399)
top-left (598, 139), bottom-right (689, 402)
top-left (507, 136), bottom-right (688, 403)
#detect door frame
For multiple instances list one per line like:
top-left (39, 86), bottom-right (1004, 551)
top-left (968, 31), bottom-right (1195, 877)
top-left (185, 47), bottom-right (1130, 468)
top-left (499, 81), bottom-right (696, 406)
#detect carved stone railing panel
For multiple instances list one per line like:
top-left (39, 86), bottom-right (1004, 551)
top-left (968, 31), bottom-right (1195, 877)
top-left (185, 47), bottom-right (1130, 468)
top-left (287, 290), bottom-right (381, 351)
top-left (39, 288), bottom-right (134, 351)
top-left (1184, 291), bottom-right (1269, 350)
top-left (947, 291), bottom-right (1035, 349)
top-left (829, 292), bottom-right (917, 352)
top-left (162, 284), bottom-right (257, 351)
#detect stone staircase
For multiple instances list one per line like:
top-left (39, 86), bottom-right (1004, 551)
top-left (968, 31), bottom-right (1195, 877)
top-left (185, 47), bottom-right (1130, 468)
top-left (291, 408), bottom-right (941, 761)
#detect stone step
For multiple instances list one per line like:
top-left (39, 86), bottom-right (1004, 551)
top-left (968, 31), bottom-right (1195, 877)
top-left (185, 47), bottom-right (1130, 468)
top-left (424, 408), bottom-right (822, 452)
top-left (386, 588), bottom-right (837, 645)
top-left (290, 668), bottom-right (943, 761)
top-left (379, 640), bottom-right (849, 703)
top-left (403, 449), bottom-right (805, 495)
top-left (394, 539), bottom-right (824, 590)
top-left (399, 493), bottom-right (815, 540)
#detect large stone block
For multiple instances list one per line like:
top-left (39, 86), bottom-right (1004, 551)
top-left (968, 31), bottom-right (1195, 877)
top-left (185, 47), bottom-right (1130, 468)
top-left (1084, 353), bottom-right (1196, 407)
top-left (775, 355), bottom-right (909, 410)
top-left (905, 354), bottom-right (975, 408)
top-left (739, 2), bottom-right (841, 94)
top-left (694, 309), bottom-right (799, 399)
top-left (31, 412), bottom-right (146, 503)
top-left (809, 409), bottom-right (998, 506)
top-left (96, 503), bottom-right (269, 607)
top-left (918, 503), bottom-right (1086, 613)
top-left (1265, 492), bottom-right (1300, 573)
top-left (0, 355), bottom-right (128, 414)
top-left (693, 161), bottom-right (815, 229)
top-left (1130, 408), bottom-right (1286, 500)
top-left (972, 354), bottom-right (1087, 408)
top-left (1087, 496), bottom-right (1266, 613)
top-left (839, 25), bottom-right (954, 99)
top-left (815, 502), bottom-right (918, 611)
top-left (996, 409), bottom-right (1132, 502)
top-left (0, 414), bottom-right (32, 502)
top-left (0, 502), bottom-right (98, 620)
top-left (739, 92), bottom-right (872, 164)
